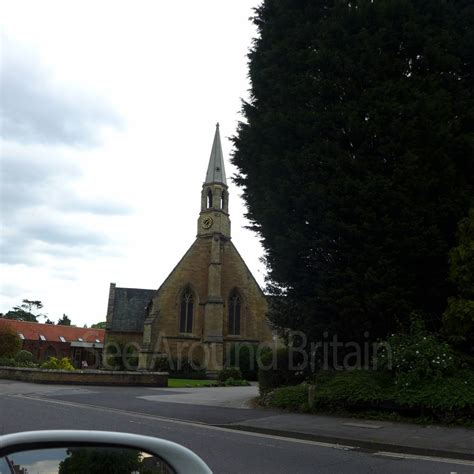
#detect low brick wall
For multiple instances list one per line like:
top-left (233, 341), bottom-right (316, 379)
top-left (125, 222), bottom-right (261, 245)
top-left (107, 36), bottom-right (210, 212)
top-left (0, 367), bottom-right (168, 387)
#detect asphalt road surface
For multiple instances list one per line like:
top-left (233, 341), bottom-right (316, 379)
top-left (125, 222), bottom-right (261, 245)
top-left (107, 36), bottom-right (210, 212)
top-left (0, 381), bottom-right (472, 474)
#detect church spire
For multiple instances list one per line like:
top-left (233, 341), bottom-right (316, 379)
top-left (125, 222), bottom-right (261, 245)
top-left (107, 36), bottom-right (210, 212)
top-left (205, 123), bottom-right (227, 185)
top-left (198, 123), bottom-right (231, 239)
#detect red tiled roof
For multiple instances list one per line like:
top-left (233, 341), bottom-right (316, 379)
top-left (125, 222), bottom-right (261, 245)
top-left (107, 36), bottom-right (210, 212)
top-left (0, 318), bottom-right (105, 344)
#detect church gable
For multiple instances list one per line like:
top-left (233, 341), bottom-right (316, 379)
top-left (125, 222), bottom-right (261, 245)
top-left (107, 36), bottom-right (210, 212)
top-left (148, 237), bottom-right (269, 342)
top-left (148, 237), bottom-right (212, 338)
top-left (106, 124), bottom-right (273, 374)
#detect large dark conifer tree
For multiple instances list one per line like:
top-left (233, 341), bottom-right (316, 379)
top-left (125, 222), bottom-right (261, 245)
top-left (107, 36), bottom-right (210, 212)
top-left (232, 0), bottom-right (474, 344)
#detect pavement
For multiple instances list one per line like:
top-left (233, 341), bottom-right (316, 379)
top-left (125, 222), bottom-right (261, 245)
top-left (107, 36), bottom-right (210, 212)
top-left (1, 380), bottom-right (473, 463)
top-left (225, 411), bottom-right (474, 460)
top-left (152, 384), bottom-right (472, 461)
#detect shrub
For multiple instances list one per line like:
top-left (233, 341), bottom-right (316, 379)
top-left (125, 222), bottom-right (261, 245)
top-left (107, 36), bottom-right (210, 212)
top-left (218, 367), bottom-right (242, 382)
top-left (258, 347), bottom-right (307, 394)
top-left (15, 350), bottom-right (34, 364)
top-left (105, 340), bottom-right (139, 370)
top-left (0, 327), bottom-right (22, 358)
top-left (41, 357), bottom-right (75, 371)
top-left (153, 356), bottom-right (171, 372)
top-left (0, 357), bottom-right (16, 367)
top-left (442, 209), bottom-right (474, 350)
top-left (153, 355), bottom-right (206, 378)
top-left (227, 343), bottom-right (260, 380)
top-left (223, 378), bottom-right (251, 387)
top-left (266, 369), bottom-right (474, 421)
top-left (376, 318), bottom-right (458, 387)
top-left (173, 357), bottom-right (204, 375)
top-left (264, 384), bottom-right (309, 411)
top-left (394, 370), bottom-right (474, 414)
top-left (443, 298), bottom-right (474, 348)
top-left (310, 370), bottom-right (395, 410)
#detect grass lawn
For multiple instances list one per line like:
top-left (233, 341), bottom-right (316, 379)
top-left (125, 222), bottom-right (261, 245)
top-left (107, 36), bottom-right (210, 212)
top-left (167, 378), bottom-right (218, 388)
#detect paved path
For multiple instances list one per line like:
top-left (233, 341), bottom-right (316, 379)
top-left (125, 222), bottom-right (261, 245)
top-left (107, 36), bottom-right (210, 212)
top-left (231, 412), bottom-right (474, 460)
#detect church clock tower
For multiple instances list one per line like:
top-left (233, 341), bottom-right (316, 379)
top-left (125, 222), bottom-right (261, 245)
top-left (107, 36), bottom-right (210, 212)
top-left (197, 123), bottom-right (229, 373)
top-left (134, 122), bottom-right (272, 377)
top-left (197, 123), bottom-right (231, 239)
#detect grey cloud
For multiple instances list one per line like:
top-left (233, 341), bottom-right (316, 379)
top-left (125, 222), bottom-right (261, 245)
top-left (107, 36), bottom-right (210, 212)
top-left (0, 233), bottom-right (31, 265)
top-left (0, 39), bottom-right (123, 146)
top-left (25, 222), bottom-right (107, 247)
top-left (0, 145), bottom-right (81, 213)
top-left (58, 196), bottom-right (133, 216)
top-left (1, 217), bottom-right (109, 265)
top-left (0, 144), bottom-right (130, 266)
top-left (0, 40), bottom-right (130, 266)
top-left (1, 149), bottom-right (132, 217)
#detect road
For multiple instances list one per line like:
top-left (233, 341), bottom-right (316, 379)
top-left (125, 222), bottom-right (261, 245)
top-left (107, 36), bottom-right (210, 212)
top-left (0, 381), bottom-right (472, 473)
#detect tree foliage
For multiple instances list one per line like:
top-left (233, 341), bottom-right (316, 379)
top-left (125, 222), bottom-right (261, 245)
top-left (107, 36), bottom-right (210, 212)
top-left (0, 326), bottom-right (22, 358)
top-left (232, 0), bottom-right (474, 344)
top-left (57, 314), bottom-right (72, 326)
top-left (4, 299), bottom-right (44, 322)
top-left (91, 321), bottom-right (106, 329)
top-left (59, 448), bottom-right (141, 474)
top-left (19, 299), bottom-right (43, 313)
top-left (4, 309), bottom-right (37, 322)
top-left (443, 209), bottom-right (474, 350)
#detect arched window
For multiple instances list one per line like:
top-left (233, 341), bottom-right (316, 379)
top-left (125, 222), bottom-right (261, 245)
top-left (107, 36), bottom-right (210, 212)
top-left (228, 291), bottom-right (241, 335)
top-left (180, 289), bottom-right (194, 333)
top-left (220, 191), bottom-right (226, 210)
top-left (207, 189), bottom-right (213, 208)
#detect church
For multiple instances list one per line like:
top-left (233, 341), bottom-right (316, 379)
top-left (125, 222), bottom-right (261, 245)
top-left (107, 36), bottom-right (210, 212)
top-left (105, 124), bottom-right (273, 375)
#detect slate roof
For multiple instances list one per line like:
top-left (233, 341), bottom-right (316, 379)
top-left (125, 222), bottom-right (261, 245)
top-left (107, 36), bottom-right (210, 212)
top-left (0, 318), bottom-right (105, 343)
top-left (109, 287), bottom-right (155, 332)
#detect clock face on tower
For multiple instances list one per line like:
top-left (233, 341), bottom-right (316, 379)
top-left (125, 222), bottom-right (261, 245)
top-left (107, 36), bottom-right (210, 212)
top-left (202, 216), bottom-right (214, 229)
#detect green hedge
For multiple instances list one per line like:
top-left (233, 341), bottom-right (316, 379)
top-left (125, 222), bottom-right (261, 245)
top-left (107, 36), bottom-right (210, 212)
top-left (394, 370), bottom-right (474, 413)
top-left (258, 348), bottom-right (307, 394)
top-left (0, 357), bottom-right (16, 367)
top-left (0, 356), bottom-right (38, 368)
top-left (264, 384), bottom-right (309, 411)
top-left (263, 370), bottom-right (474, 421)
top-left (312, 370), bottom-right (395, 406)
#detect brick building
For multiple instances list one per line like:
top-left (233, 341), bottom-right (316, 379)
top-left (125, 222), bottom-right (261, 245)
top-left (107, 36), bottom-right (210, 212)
top-left (105, 124), bottom-right (273, 375)
top-left (0, 318), bottom-right (104, 368)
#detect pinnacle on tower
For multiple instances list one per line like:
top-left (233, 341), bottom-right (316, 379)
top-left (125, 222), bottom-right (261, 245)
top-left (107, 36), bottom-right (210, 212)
top-left (205, 123), bottom-right (227, 185)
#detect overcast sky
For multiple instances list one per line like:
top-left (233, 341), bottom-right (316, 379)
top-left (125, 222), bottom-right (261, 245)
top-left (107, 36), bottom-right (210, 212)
top-left (0, 0), bottom-right (266, 326)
